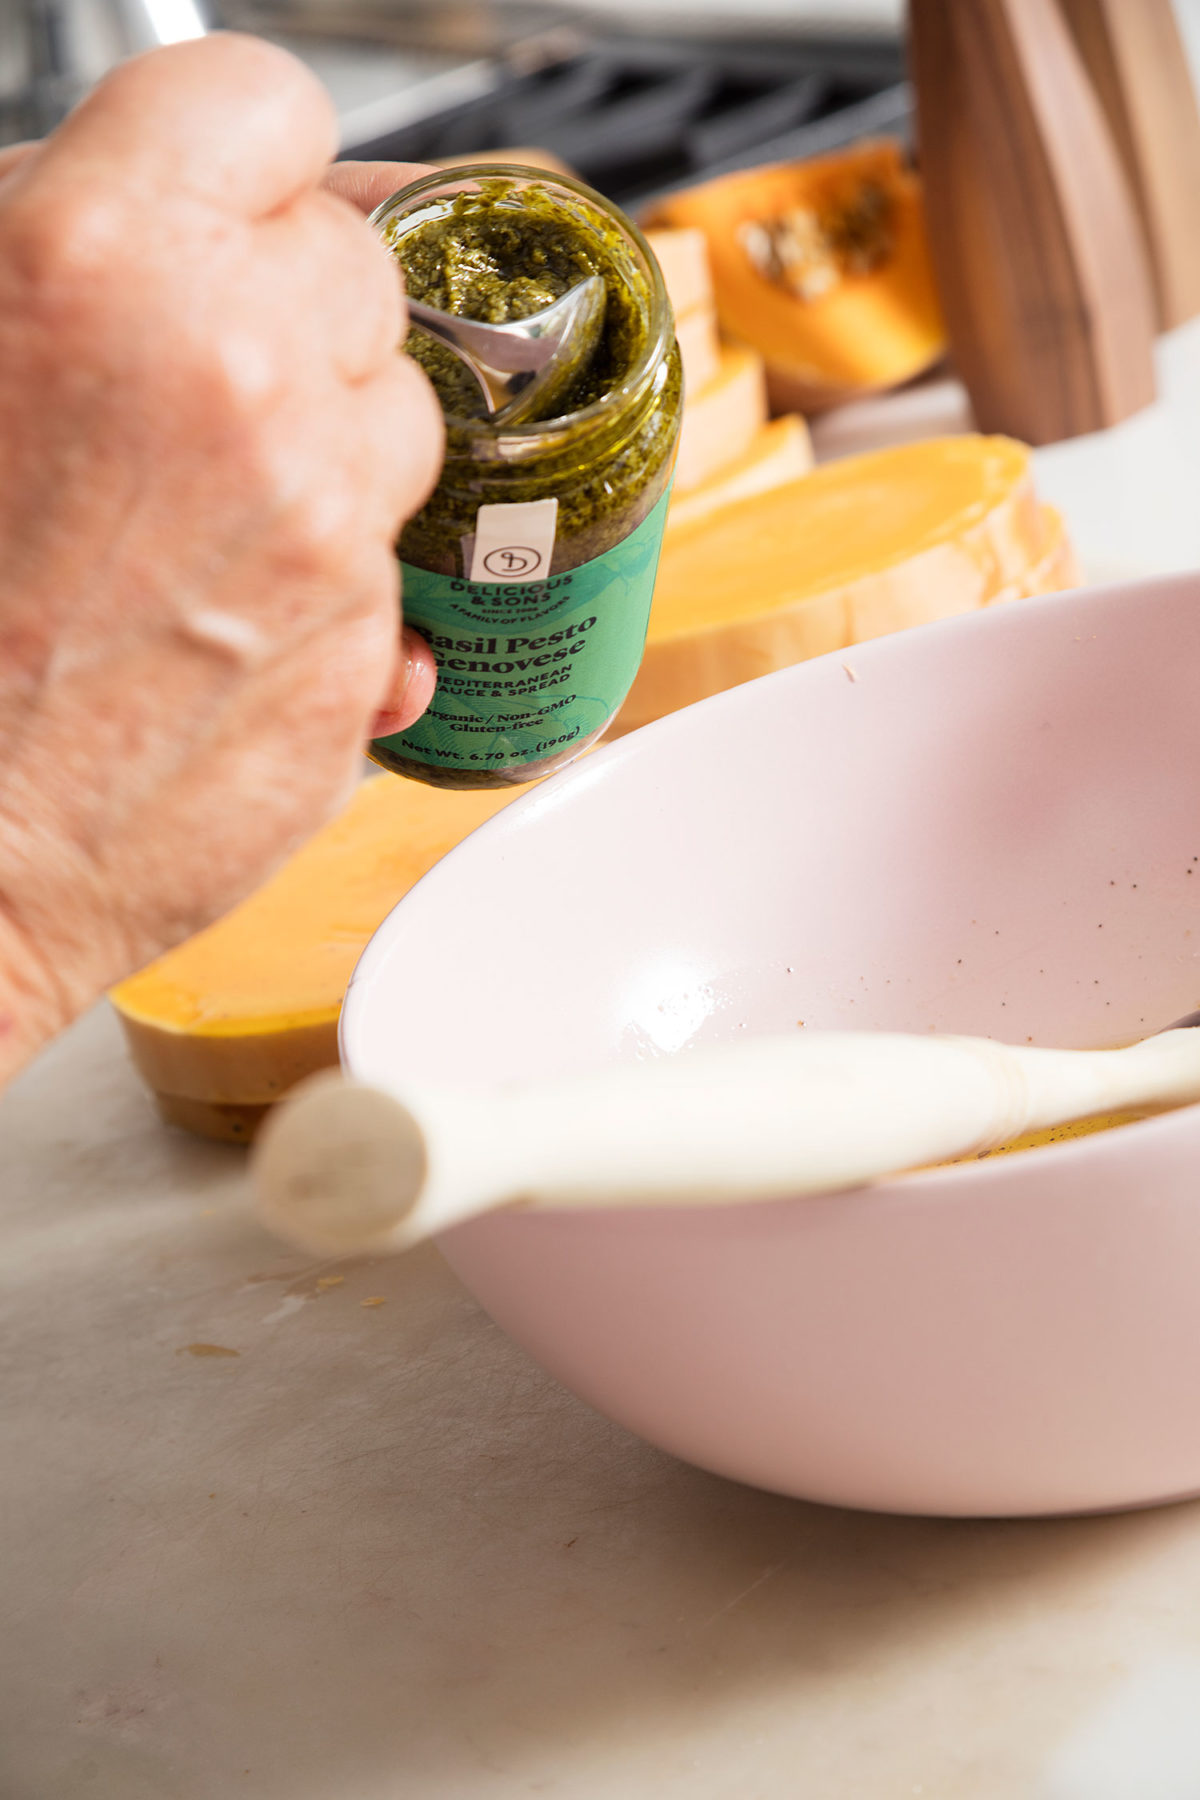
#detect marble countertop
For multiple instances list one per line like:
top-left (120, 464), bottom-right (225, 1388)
top-left (10, 317), bottom-right (1200, 1800)
top-left (8, 1009), bottom-right (1200, 1800)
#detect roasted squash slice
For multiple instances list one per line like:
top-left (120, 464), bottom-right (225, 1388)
top-left (615, 435), bottom-right (1073, 735)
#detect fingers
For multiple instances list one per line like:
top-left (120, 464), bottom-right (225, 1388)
top-left (323, 161), bottom-right (437, 219)
top-left (38, 35), bottom-right (337, 217)
top-left (0, 143), bottom-right (39, 185)
top-left (317, 167), bottom-right (445, 732)
top-left (224, 351), bottom-right (441, 640)
top-left (309, 163), bottom-right (444, 379)
top-left (370, 626), bottom-right (438, 737)
top-left (263, 186), bottom-right (406, 383)
top-left (345, 348), bottom-right (444, 533)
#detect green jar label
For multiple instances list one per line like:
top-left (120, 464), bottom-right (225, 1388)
top-left (374, 489), bottom-right (670, 776)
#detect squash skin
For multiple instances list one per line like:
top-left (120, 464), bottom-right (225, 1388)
top-left (117, 1010), bottom-right (341, 1115)
top-left (152, 1096), bottom-right (272, 1145)
top-left (647, 141), bottom-right (948, 411)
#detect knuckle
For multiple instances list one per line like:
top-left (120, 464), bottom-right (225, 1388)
top-left (162, 310), bottom-right (293, 454)
top-left (188, 32), bottom-right (332, 123)
top-left (150, 31), bottom-right (307, 89)
top-left (99, 32), bottom-right (331, 142)
top-left (268, 470), bottom-right (373, 589)
top-left (1, 187), bottom-right (129, 302)
top-left (205, 323), bottom-right (287, 420)
top-left (368, 354), bottom-right (445, 510)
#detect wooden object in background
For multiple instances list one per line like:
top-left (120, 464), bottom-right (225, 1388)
top-left (908, 0), bottom-right (1157, 444)
top-left (1058, 0), bottom-right (1200, 329)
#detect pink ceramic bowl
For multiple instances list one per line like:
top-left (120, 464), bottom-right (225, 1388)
top-left (342, 573), bottom-right (1200, 1517)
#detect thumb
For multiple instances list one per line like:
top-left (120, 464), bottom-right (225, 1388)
top-left (370, 628), bottom-right (438, 739)
top-left (36, 34), bottom-right (337, 217)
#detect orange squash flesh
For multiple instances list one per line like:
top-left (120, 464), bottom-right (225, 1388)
top-left (667, 415), bottom-right (813, 533)
top-left (672, 302), bottom-right (722, 393)
top-left (648, 140), bottom-right (947, 412)
top-left (672, 342), bottom-right (768, 493)
top-left (645, 226), bottom-right (713, 317)
top-left (615, 436), bottom-right (1070, 736)
top-left (111, 776), bottom-right (528, 1140)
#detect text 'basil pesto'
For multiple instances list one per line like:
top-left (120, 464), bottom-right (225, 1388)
top-left (368, 165), bottom-right (682, 791)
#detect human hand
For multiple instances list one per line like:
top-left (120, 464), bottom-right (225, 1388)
top-left (0, 37), bottom-right (444, 1078)
top-left (320, 159), bottom-right (444, 735)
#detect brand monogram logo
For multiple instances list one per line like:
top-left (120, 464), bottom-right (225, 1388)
top-left (483, 545), bottom-right (542, 577)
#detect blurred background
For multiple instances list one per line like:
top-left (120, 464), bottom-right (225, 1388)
top-left (7, 0), bottom-right (1200, 583)
top-left (0, 0), bottom-right (906, 205)
top-left (6, 1), bottom-right (1198, 213)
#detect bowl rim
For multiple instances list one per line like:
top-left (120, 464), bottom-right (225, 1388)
top-left (342, 568), bottom-right (1200, 1210)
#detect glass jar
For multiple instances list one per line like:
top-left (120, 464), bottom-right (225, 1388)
top-left (367, 165), bottom-right (682, 790)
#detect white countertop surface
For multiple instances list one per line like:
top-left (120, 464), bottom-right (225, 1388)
top-left (9, 1008), bottom-right (1200, 1800)
top-left (9, 255), bottom-right (1200, 1800)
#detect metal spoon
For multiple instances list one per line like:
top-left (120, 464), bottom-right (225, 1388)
top-left (406, 275), bottom-right (607, 426)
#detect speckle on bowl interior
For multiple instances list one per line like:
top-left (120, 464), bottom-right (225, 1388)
top-left (342, 572), bottom-right (1200, 1517)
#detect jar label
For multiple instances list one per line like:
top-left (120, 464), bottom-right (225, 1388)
top-left (374, 489), bottom-right (670, 776)
top-left (467, 497), bottom-right (558, 583)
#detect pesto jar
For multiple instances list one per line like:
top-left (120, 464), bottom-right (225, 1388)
top-left (368, 165), bottom-right (682, 790)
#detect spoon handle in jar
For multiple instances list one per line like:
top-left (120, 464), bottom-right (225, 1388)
top-left (253, 1027), bottom-right (1200, 1258)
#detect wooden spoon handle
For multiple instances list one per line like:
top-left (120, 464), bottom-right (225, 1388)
top-left (253, 1029), bottom-right (1200, 1258)
top-left (254, 1073), bottom-right (431, 1258)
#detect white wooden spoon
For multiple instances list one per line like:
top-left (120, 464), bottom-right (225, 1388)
top-left (253, 1017), bottom-right (1200, 1258)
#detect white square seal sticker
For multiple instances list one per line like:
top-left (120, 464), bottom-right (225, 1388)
top-left (468, 498), bottom-right (559, 584)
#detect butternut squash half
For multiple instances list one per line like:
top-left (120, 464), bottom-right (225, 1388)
top-left (648, 140), bottom-right (947, 413)
top-left (111, 776), bottom-right (527, 1140)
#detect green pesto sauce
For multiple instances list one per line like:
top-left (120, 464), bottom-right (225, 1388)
top-left (388, 181), bottom-right (646, 423)
top-left (381, 178), bottom-right (682, 578)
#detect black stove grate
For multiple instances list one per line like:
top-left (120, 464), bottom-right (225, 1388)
top-left (340, 31), bottom-right (911, 210)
